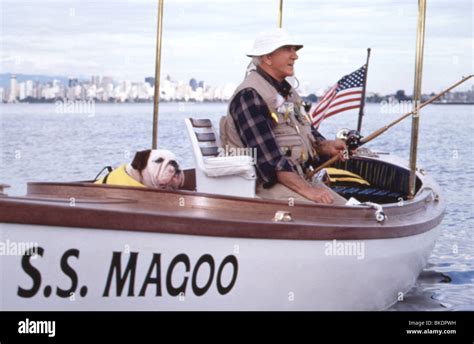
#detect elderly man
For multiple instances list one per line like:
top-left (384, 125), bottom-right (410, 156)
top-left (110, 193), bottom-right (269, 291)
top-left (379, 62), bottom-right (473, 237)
top-left (220, 28), bottom-right (347, 205)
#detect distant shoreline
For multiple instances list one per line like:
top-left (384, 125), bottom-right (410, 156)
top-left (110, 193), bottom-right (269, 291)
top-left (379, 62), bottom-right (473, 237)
top-left (0, 100), bottom-right (229, 105)
top-left (2, 101), bottom-right (473, 105)
top-left (0, 100), bottom-right (474, 105)
top-left (431, 102), bottom-right (474, 105)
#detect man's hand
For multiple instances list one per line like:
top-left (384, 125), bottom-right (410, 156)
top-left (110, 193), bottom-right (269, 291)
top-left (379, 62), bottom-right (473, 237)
top-left (276, 171), bottom-right (334, 204)
top-left (301, 185), bottom-right (334, 204)
top-left (317, 139), bottom-right (347, 161)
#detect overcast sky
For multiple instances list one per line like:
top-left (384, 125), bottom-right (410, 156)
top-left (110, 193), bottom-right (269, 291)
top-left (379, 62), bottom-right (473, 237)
top-left (1, 0), bottom-right (472, 94)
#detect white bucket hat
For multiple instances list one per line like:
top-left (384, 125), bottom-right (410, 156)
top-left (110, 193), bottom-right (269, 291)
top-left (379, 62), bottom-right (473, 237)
top-left (246, 28), bottom-right (303, 57)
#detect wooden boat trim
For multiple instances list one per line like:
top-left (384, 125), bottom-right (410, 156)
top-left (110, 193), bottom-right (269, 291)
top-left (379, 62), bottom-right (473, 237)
top-left (0, 178), bottom-right (444, 240)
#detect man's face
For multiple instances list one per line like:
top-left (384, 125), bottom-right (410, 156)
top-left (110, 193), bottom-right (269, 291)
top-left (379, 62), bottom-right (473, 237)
top-left (265, 45), bottom-right (299, 80)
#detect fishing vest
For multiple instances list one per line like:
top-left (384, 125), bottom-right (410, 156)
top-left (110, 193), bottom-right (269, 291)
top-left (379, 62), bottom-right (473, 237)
top-left (95, 164), bottom-right (145, 188)
top-left (220, 71), bottom-right (318, 176)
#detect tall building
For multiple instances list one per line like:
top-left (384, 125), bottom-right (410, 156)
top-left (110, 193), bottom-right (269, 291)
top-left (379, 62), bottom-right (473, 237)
top-left (8, 75), bottom-right (18, 102)
top-left (189, 78), bottom-right (197, 91)
top-left (19, 82), bottom-right (26, 100)
top-left (26, 80), bottom-right (34, 98)
top-left (101, 76), bottom-right (114, 87)
top-left (68, 77), bottom-right (79, 87)
top-left (91, 75), bottom-right (101, 86)
top-left (144, 77), bottom-right (155, 87)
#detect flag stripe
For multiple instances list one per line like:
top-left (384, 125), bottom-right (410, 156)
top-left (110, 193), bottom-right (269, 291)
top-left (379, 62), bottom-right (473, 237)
top-left (323, 99), bottom-right (362, 114)
top-left (314, 86), bottom-right (337, 105)
top-left (317, 85), bottom-right (337, 103)
top-left (310, 65), bottom-right (366, 129)
top-left (313, 104), bottom-right (361, 128)
top-left (334, 89), bottom-right (362, 100)
top-left (325, 97), bottom-right (362, 109)
top-left (312, 100), bottom-right (361, 127)
top-left (313, 95), bottom-right (336, 116)
top-left (324, 105), bottom-right (361, 118)
top-left (313, 88), bottom-right (336, 113)
top-left (313, 95), bottom-right (361, 122)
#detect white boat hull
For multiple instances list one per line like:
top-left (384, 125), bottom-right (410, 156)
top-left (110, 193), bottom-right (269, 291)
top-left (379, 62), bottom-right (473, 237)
top-left (0, 223), bottom-right (439, 310)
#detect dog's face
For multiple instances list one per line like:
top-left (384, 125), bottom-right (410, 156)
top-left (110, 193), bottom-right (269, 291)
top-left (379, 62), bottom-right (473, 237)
top-left (129, 149), bottom-right (185, 190)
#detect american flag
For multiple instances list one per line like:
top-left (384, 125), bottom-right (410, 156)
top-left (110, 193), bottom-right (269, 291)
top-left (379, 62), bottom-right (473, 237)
top-left (311, 65), bottom-right (366, 128)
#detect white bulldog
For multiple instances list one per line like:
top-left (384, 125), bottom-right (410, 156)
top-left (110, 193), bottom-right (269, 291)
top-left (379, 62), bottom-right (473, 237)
top-left (126, 149), bottom-right (185, 190)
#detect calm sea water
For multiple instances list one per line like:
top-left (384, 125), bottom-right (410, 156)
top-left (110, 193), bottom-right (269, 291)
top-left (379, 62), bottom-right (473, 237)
top-left (0, 102), bottom-right (473, 310)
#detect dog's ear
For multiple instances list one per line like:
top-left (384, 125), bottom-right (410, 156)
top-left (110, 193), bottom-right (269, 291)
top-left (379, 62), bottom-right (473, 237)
top-left (131, 149), bottom-right (151, 172)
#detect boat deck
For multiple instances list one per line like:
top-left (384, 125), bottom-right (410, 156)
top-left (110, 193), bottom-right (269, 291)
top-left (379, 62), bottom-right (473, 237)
top-left (0, 172), bottom-right (444, 240)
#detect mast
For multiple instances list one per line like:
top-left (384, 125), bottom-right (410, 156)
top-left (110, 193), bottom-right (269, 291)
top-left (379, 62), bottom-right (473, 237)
top-left (356, 48), bottom-right (371, 132)
top-left (278, 0), bottom-right (283, 28)
top-left (408, 0), bottom-right (427, 198)
top-left (152, 0), bottom-right (165, 149)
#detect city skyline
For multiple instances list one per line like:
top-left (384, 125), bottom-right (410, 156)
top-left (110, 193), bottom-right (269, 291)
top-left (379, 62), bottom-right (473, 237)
top-left (2, 72), bottom-right (473, 104)
top-left (0, 73), bottom-right (241, 103)
top-left (3, 69), bottom-right (474, 96)
top-left (1, 0), bottom-right (472, 95)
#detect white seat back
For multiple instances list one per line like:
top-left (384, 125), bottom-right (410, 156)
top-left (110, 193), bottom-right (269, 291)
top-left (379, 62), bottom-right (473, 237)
top-left (184, 118), bottom-right (256, 198)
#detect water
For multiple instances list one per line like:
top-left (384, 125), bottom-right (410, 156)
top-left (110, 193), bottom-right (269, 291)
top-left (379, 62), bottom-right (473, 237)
top-left (0, 102), bottom-right (473, 310)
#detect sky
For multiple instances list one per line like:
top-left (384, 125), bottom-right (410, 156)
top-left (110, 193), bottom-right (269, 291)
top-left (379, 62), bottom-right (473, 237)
top-left (0, 0), bottom-right (472, 95)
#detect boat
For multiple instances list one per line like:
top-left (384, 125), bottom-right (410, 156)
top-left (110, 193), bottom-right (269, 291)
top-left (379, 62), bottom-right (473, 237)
top-left (0, 119), bottom-right (446, 310)
top-left (0, 0), bottom-right (464, 310)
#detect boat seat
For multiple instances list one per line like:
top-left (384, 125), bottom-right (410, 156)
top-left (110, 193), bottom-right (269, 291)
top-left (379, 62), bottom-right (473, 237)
top-left (184, 118), bottom-right (256, 197)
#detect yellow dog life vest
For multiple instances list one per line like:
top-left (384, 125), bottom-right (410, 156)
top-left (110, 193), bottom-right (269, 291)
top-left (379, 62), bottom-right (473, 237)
top-left (94, 164), bottom-right (145, 187)
top-left (325, 168), bottom-right (370, 186)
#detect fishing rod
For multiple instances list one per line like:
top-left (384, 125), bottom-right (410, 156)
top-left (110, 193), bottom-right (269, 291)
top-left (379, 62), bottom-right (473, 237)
top-left (306, 74), bottom-right (473, 180)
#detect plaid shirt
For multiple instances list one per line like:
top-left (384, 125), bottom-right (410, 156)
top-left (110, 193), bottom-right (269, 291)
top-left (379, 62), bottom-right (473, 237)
top-left (229, 68), bottom-right (326, 188)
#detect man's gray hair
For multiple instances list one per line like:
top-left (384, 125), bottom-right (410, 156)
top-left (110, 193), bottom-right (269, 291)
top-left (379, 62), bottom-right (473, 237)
top-left (245, 56), bottom-right (263, 78)
top-left (251, 56), bottom-right (261, 66)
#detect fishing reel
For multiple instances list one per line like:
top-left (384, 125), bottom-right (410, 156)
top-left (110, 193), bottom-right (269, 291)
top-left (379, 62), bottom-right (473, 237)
top-left (301, 100), bottom-right (312, 113)
top-left (336, 128), bottom-right (363, 151)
